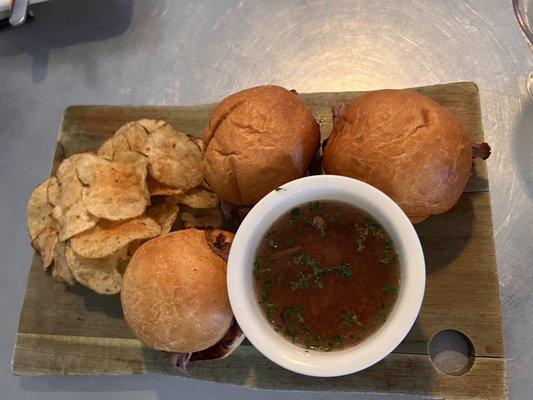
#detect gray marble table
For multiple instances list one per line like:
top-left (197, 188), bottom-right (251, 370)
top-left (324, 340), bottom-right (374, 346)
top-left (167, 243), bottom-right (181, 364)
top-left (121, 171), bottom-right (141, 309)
top-left (0, 1), bottom-right (531, 399)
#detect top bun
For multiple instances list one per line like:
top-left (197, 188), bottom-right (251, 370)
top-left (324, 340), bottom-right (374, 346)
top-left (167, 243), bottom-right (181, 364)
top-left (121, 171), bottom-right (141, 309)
top-left (323, 90), bottom-right (472, 221)
top-left (121, 229), bottom-right (234, 353)
top-left (203, 85), bottom-right (320, 205)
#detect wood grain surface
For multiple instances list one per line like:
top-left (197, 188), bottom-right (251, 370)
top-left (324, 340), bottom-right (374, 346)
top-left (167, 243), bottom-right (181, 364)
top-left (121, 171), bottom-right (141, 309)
top-left (13, 82), bottom-right (506, 399)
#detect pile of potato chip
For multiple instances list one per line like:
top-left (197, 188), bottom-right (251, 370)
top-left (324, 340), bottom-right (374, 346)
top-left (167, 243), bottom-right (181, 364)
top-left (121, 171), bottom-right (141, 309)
top-left (27, 119), bottom-right (221, 295)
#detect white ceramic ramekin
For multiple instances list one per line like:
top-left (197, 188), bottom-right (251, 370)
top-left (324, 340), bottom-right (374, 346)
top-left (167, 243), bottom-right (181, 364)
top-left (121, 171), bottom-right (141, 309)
top-left (227, 175), bottom-right (425, 377)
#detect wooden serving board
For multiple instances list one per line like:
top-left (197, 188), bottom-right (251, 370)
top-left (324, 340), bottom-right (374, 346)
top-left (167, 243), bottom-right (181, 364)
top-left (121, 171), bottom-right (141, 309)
top-left (12, 82), bottom-right (506, 399)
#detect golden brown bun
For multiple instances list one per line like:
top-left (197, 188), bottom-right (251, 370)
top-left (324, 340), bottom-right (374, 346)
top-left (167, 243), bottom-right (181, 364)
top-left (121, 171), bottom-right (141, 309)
top-left (203, 85), bottom-right (320, 205)
top-left (121, 229), bottom-right (234, 353)
top-left (324, 90), bottom-right (472, 220)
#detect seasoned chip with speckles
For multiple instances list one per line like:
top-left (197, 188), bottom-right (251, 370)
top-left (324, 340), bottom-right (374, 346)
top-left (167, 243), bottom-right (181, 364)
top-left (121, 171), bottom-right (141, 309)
top-left (31, 227), bottom-right (58, 270)
top-left (174, 188), bottom-right (219, 209)
top-left (98, 121), bottom-right (150, 161)
top-left (70, 216), bottom-right (161, 259)
top-left (52, 241), bottom-right (75, 285)
top-left (52, 153), bottom-right (99, 240)
top-left (142, 122), bottom-right (204, 190)
top-left (77, 153), bottom-right (149, 220)
top-left (47, 177), bottom-right (60, 206)
top-left (27, 178), bottom-right (58, 241)
top-left (137, 119), bottom-right (166, 132)
top-left (147, 175), bottom-right (184, 197)
top-left (66, 244), bottom-right (128, 295)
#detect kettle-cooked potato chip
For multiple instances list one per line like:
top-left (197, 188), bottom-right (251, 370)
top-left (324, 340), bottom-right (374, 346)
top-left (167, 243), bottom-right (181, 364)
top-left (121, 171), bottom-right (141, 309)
top-left (146, 175), bottom-right (184, 197)
top-left (51, 241), bottom-right (75, 285)
top-left (27, 117), bottom-right (214, 295)
top-left (54, 201), bottom-right (101, 241)
top-left (70, 216), bottom-right (161, 259)
top-left (31, 227), bottom-right (59, 270)
top-left (137, 119), bottom-right (166, 132)
top-left (52, 153), bottom-right (99, 240)
top-left (47, 177), bottom-right (60, 206)
top-left (142, 122), bottom-right (204, 191)
top-left (145, 199), bottom-right (179, 234)
top-left (66, 244), bottom-right (127, 295)
top-left (98, 121), bottom-right (150, 161)
top-left (173, 188), bottom-right (219, 209)
top-left (27, 178), bottom-right (58, 241)
top-left (77, 154), bottom-right (149, 221)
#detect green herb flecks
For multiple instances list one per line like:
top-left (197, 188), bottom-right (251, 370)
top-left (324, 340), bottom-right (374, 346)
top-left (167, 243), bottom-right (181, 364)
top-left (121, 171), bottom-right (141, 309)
top-left (380, 240), bottom-right (397, 264)
top-left (382, 284), bottom-right (398, 295)
top-left (340, 310), bottom-right (361, 327)
top-left (259, 279), bottom-right (276, 320)
top-left (285, 327), bottom-right (299, 343)
top-left (289, 207), bottom-right (301, 225)
top-left (324, 335), bottom-right (344, 352)
top-left (293, 251), bottom-right (326, 285)
top-left (328, 261), bottom-right (352, 280)
top-left (282, 306), bottom-right (305, 342)
top-left (306, 216), bottom-right (326, 237)
top-left (308, 200), bottom-right (326, 214)
top-left (365, 217), bottom-right (386, 240)
top-left (291, 251), bottom-right (351, 288)
top-left (286, 235), bottom-right (295, 246)
top-left (283, 306), bottom-right (304, 325)
top-left (253, 254), bottom-right (263, 280)
top-left (254, 254), bottom-right (275, 279)
top-left (265, 237), bottom-right (278, 249)
top-left (331, 210), bottom-right (342, 223)
top-left (290, 270), bottom-right (309, 290)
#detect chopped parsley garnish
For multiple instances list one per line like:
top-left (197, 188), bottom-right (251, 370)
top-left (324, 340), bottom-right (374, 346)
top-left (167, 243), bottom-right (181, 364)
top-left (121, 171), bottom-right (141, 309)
top-left (260, 279), bottom-right (276, 319)
top-left (283, 306), bottom-right (304, 327)
top-left (290, 270), bottom-right (309, 290)
top-left (290, 252), bottom-right (351, 288)
top-left (265, 237), bottom-right (278, 249)
top-left (365, 217), bottom-right (386, 240)
top-left (328, 262), bottom-right (351, 280)
top-left (340, 310), bottom-right (359, 327)
top-left (380, 240), bottom-right (397, 264)
top-left (289, 207), bottom-right (301, 224)
top-left (331, 210), bottom-right (342, 223)
top-left (306, 216), bottom-right (326, 236)
top-left (254, 254), bottom-right (275, 278)
top-left (285, 327), bottom-right (299, 343)
top-left (309, 201), bottom-right (326, 214)
top-left (253, 254), bottom-right (263, 280)
top-left (382, 284), bottom-right (398, 295)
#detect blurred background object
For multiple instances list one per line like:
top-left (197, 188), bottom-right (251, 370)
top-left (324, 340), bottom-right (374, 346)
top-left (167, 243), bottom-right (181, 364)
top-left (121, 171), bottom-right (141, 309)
top-left (513, 0), bottom-right (533, 96)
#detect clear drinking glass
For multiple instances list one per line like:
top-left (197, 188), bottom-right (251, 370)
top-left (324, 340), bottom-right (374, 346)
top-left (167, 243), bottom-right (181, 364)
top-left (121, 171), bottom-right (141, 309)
top-left (513, 0), bottom-right (533, 97)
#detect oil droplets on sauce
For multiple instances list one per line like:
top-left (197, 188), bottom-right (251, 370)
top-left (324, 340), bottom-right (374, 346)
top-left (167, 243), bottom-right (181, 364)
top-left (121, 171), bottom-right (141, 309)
top-left (253, 201), bottom-right (400, 351)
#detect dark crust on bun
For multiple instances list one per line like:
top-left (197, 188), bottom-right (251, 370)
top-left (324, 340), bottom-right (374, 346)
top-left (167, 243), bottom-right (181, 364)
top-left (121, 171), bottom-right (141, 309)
top-left (203, 85), bottom-right (320, 205)
top-left (324, 89), bottom-right (473, 219)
